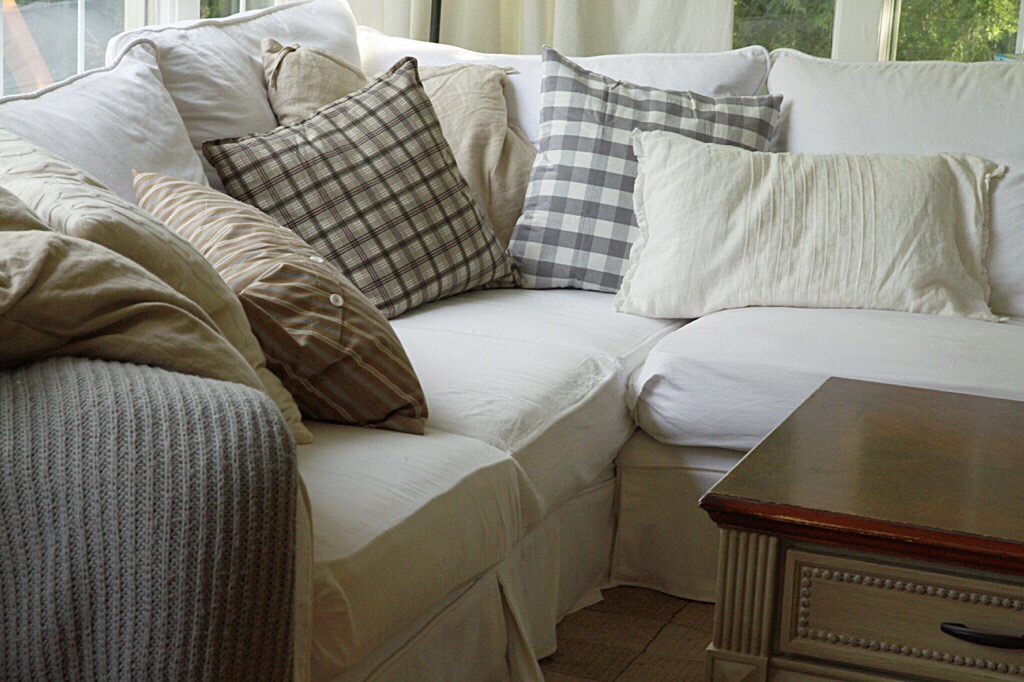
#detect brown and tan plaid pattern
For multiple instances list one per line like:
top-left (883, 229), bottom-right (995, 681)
top-left (134, 171), bottom-right (428, 435)
top-left (202, 57), bottom-right (517, 319)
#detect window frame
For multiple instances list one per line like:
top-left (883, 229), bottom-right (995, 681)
top-left (831, 0), bottom-right (1023, 61)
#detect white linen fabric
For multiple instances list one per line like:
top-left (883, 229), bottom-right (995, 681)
top-left (629, 307), bottom-right (1024, 451)
top-left (298, 422), bottom-right (539, 677)
top-left (393, 288), bottom-right (679, 372)
top-left (107, 0), bottom-right (359, 189)
top-left (613, 431), bottom-right (743, 602)
top-left (348, 0), bottom-right (732, 56)
top-left (617, 131), bottom-right (1002, 322)
top-left (394, 327), bottom-right (629, 513)
top-left (0, 40), bottom-right (205, 202)
top-left (768, 48), bottom-right (1024, 318)
top-left (390, 289), bottom-right (680, 512)
top-left (328, 476), bottom-right (616, 680)
top-left (357, 27), bottom-right (771, 146)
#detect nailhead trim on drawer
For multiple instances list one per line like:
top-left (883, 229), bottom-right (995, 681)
top-left (797, 566), bottom-right (1024, 676)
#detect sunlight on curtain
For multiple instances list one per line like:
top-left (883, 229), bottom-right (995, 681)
top-left (346, 0), bottom-right (733, 55)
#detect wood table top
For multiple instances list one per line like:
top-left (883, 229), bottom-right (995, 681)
top-left (700, 378), bottom-right (1024, 575)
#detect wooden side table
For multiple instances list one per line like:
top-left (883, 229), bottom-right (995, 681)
top-left (700, 378), bottom-right (1024, 681)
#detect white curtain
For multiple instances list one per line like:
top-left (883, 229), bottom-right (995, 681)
top-left (347, 0), bottom-right (734, 56)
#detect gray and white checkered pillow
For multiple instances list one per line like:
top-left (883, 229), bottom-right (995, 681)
top-left (203, 57), bottom-right (517, 319)
top-left (508, 48), bottom-right (783, 292)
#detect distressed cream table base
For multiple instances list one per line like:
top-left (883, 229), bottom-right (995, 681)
top-left (701, 379), bottom-right (1024, 682)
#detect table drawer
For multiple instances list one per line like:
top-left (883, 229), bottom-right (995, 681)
top-left (779, 550), bottom-right (1024, 681)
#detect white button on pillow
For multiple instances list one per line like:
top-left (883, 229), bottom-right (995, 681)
top-left (616, 130), bottom-right (1003, 322)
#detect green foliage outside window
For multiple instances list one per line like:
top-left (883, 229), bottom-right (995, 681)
top-left (734, 0), bottom-right (1021, 62)
top-left (734, 0), bottom-right (835, 58)
top-left (201, 0), bottom-right (238, 18)
top-left (894, 0), bottom-right (1018, 61)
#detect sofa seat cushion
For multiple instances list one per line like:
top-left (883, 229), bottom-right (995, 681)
top-left (630, 307), bottom-right (1024, 451)
top-left (392, 327), bottom-right (625, 514)
top-left (390, 289), bottom-right (680, 512)
top-left (299, 422), bottom-right (537, 675)
top-left (392, 288), bottom-right (680, 376)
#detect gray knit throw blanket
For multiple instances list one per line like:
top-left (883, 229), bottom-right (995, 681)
top-left (0, 358), bottom-right (297, 680)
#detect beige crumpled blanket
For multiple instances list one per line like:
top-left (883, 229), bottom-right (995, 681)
top-left (0, 187), bottom-right (268, 394)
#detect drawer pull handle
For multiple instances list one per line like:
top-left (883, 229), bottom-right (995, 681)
top-left (941, 622), bottom-right (1024, 649)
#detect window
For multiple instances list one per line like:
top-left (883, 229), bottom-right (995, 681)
top-left (734, 0), bottom-right (836, 58)
top-left (890, 0), bottom-right (1021, 61)
top-left (201, 0), bottom-right (271, 19)
top-left (0, 0), bottom-right (267, 96)
top-left (3, 0), bottom-right (124, 94)
top-left (733, 0), bottom-right (1024, 61)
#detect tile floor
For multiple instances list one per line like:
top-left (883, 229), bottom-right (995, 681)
top-left (540, 586), bottom-right (713, 681)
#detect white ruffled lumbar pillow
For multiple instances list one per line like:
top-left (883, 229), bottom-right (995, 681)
top-left (615, 130), bottom-right (1004, 323)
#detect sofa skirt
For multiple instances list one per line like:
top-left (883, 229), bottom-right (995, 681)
top-left (304, 476), bottom-right (615, 680)
top-left (611, 430), bottom-right (745, 602)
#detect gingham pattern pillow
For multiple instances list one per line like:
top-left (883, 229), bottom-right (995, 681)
top-left (134, 171), bottom-right (429, 435)
top-left (508, 47), bottom-right (783, 292)
top-left (203, 57), bottom-right (517, 319)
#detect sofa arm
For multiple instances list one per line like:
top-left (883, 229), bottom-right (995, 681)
top-left (0, 357), bottom-right (297, 680)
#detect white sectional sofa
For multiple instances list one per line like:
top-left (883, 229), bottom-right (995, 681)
top-left (11, 0), bottom-right (1021, 678)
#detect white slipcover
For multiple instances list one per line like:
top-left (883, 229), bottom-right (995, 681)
top-left (768, 49), bottom-right (1024, 318)
top-left (613, 432), bottom-right (742, 602)
top-left (630, 307), bottom-right (1024, 451)
top-left (391, 289), bottom-right (679, 512)
top-left (0, 40), bottom-right (206, 201)
top-left (299, 423), bottom-right (539, 677)
top-left (107, 0), bottom-right (360, 189)
top-left (357, 26), bottom-right (771, 145)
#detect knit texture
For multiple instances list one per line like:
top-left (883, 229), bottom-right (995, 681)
top-left (0, 357), bottom-right (297, 680)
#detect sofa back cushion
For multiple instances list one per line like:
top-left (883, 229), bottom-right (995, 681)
top-left (107, 0), bottom-right (359, 189)
top-left (357, 26), bottom-right (771, 146)
top-left (0, 39), bottom-right (205, 202)
top-left (768, 48), bottom-right (1024, 318)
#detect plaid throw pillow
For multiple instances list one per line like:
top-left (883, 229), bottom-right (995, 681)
top-left (203, 57), bottom-right (517, 319)
top-left (134, 171), bottom-right (429, 434)
top-left (508, 48), bottom-right (783, 292)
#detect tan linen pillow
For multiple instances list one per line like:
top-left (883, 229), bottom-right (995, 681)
top-left (135, 171), bottom-right (429, 435)
top-left (616, 130), bottom-right (1003, 322)
top-left (262, 38), bottom-right (368, 127)
top-left (259, 41), bottom-right (535, 247)
top-left (0, 129), bottom-right (311, 443)
top-left (420, 64), bottom-right (536, 247)
top-left (0, 194), bottom-right (269, 392)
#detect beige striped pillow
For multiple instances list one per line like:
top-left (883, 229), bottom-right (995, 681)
top-left (134, 171), bottom-right (428, 434)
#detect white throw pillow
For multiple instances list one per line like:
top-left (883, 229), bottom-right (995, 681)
top-left (356, 26), bottom-right (771, 146)
top-left (616, 131), bottom-right (1002, 322)
top-left (768, 48), bottom-right (1024, 318)
top-left (0, 39), bottom-right (206, 202)
top-left (108, 0), bottom-right (359, 189)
